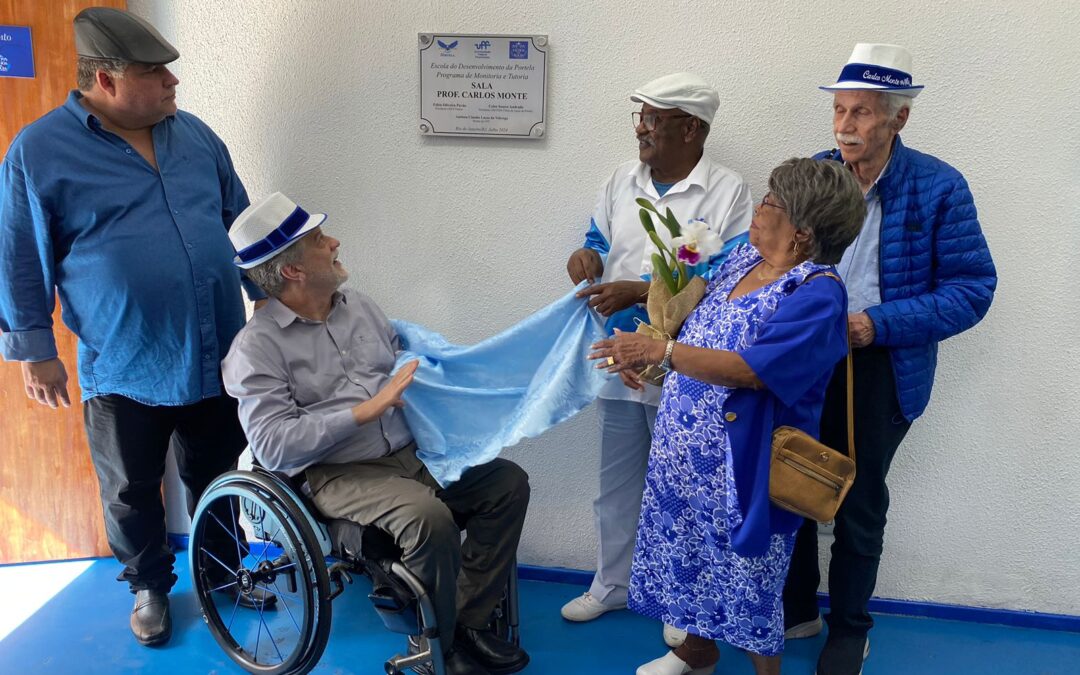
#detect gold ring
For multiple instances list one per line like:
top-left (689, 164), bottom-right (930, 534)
top-left (607, 356), bottom-right (616, 366)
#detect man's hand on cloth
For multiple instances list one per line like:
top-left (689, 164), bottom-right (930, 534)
top-left (351, 359), bottom-right (419, 425)
top-left (21, 358), bottom-right (71, 409)
top-left (576, 280), bottom-right (649, 317)
top-left (566, 248), bottom-right (604, 285)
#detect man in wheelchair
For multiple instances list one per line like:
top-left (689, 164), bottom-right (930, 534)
top-left (221, 192), bottom-right (532, 675)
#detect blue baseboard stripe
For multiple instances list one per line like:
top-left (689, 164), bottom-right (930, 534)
top-left (516, 563), bottom-right (1080, 634)
top-left (166, 534), bottom-right (1078, 634)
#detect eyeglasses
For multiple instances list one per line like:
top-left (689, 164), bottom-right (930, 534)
top-left (632, 111), bottom-right (693, 131)
top-left (759, 192), bottom-right (787, 211)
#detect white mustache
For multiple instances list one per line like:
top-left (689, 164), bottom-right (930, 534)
top-left (836, 134), bottom-right (864, 145)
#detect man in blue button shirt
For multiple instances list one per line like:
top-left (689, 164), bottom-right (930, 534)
top-left (0, 8), bottom-right (269, 646)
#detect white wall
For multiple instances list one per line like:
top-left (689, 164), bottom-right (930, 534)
top-left (135, 0), bottom-right (1080, 615)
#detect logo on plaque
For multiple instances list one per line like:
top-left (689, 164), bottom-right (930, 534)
top-left (509, 41), bottom-right (528, 59)
top-left (437, 39), bottom-right (458, 54)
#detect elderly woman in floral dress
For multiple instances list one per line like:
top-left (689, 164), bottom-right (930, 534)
top-left (591, 158), bottom-right (865, 675)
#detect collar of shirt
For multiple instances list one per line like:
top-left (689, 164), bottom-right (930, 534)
top-left (266, 291), bottom-right (349, 328)
top-left (62, 90), bottom-right (176, 132)
top-left (860, 152), bottom-right (894, 201)
top-left (63, 91), bottom-right (97, 130)
top-left (630, 154), bottom-right (710, 200)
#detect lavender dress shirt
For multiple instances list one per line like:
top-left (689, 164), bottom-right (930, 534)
top-left (222, 289), bottom-right (413, 476)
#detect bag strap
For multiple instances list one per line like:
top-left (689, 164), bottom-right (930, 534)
top-left (801, 271), bottom-right (855, 462)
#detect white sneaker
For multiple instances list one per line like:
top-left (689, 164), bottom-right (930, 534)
top-left (785, 614), bottom-right (824, 639)
top-left (559, 592), bottom-right (625, 622)
top-left (636, 650), bottom-right (716, 675)
top-left (663, 623), bottom-right (687, 648)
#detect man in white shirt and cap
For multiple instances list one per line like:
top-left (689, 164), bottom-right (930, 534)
top-left (561, 73), bottom-right (753, 646)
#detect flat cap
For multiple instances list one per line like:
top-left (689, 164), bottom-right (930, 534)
top-left (631, 72), bottom-right (720, 125)
top-left (74, 7), bottom-right (179, 64)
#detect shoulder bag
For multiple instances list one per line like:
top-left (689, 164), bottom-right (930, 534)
top-left (769, 272), bottom-right (855, 522)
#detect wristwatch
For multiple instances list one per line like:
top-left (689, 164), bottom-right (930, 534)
top-left (658, 339), bottom-right (676, 372)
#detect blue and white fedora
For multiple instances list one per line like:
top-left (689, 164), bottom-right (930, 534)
top-left (229, 192), bottom-right (327, 269)
top-left (820, 43), bottom-right (923, 98)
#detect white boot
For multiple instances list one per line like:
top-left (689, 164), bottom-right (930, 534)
top-left (636, 650), bottom-right (716, 675)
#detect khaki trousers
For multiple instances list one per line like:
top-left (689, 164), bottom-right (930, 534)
top-left (306, 445), bottom-right (530, 648)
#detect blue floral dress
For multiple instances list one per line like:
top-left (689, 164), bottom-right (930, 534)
top-left (627, 244), bottom-right (840, 656)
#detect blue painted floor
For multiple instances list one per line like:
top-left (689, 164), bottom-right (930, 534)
top-left (0, 557), bottom-right (1078, 674)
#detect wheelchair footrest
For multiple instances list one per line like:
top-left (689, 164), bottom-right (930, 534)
top-left (368, 588), bottom-right (421, 635)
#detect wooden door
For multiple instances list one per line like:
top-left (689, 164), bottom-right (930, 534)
top-left (0, 0), bottom-right (126, 563)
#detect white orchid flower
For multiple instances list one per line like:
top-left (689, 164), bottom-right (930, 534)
top-left (672, 219), bottom-right (722, 265)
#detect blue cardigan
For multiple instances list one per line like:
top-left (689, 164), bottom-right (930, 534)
top-left (815, 137), bottom-right (997, 420)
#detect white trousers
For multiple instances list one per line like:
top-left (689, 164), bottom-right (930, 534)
top-left (587, 397), bottom-right (657, 605)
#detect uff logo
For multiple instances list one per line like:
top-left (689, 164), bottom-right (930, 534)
top-left (475, 40), bottom-right (491, 50)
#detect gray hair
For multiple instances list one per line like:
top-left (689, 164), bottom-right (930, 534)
top-left (244, 238), bottom-right (308, 298)
top-left (76, 56), bottom-right (128, 91)
top-left (880, 91), bottom-right (913, 119)
top-left (768, 158), bottom-right (866, 265)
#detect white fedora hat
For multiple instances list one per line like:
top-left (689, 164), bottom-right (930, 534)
top-left (820, 43), bottom-right (923, 98)
top-left (229, 192), bottom-right (326, 269)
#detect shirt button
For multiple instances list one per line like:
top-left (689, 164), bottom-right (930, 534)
top-left (204, 354), bottom-right (212, 360)
top-left (724, 412), bottom-right (737, 422)
top-left (173, 209), bottom-right (180, 215)
top-left (186, 243), bottom-right (193, 249)
top-left (125, 148), bottom-right (132, 154)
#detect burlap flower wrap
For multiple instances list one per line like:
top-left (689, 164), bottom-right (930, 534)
top-left (632, 198), bottom-right (719, 385)
top-left (634, 275), bottom-right (706, 385)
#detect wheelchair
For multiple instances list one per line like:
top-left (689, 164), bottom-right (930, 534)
top-left (188, 467), bottom-right (521, 675)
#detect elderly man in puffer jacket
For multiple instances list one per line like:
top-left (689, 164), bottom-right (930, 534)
top-left (781, 43), bottom-right (997, 675)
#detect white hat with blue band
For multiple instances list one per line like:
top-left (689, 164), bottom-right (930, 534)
top-left (229, 192), bottom-right (326, 269)
top-left (820, 43), bottom-right (923, 98)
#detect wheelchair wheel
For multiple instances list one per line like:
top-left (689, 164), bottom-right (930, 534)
top-left (190, 471), bottom-right (332, 675)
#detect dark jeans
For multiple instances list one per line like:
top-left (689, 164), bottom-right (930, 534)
top-left (84, 393), bottom-right (247, 593)
top-left (783, 346), bottom-right (912, 637)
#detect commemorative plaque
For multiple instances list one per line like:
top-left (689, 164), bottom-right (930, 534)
top-left (419, 34), bottom-right (548, 139)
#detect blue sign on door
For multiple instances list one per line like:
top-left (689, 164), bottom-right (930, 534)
top-left (0, 26), bottom-right (35, 79)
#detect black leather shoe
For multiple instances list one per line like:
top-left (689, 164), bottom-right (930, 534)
top-left (816, 633), bottom-right (870, 675)
top-left (130, 590), bottom-right (171, 646)
top-left (216, 584), bottom-right (278, 610)
top-left (455, 624), bottom-right (529, 674)
top-left (408, 637), bottom-right (490, 675)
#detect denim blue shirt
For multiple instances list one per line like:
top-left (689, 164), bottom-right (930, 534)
top-left (0, 91), bottom-right (256, 405)
top-left (835, 156), bottom-right (891, 313)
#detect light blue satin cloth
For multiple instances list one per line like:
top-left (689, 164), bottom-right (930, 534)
top-left (391, 282), bottom-right (609, 486)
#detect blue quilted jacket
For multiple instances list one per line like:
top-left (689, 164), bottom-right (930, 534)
top-left (816, 137), bottom-right (997, 420)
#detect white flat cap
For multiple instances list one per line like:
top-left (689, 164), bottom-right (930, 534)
top-left (631, 72), bottom-right (720, 125)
